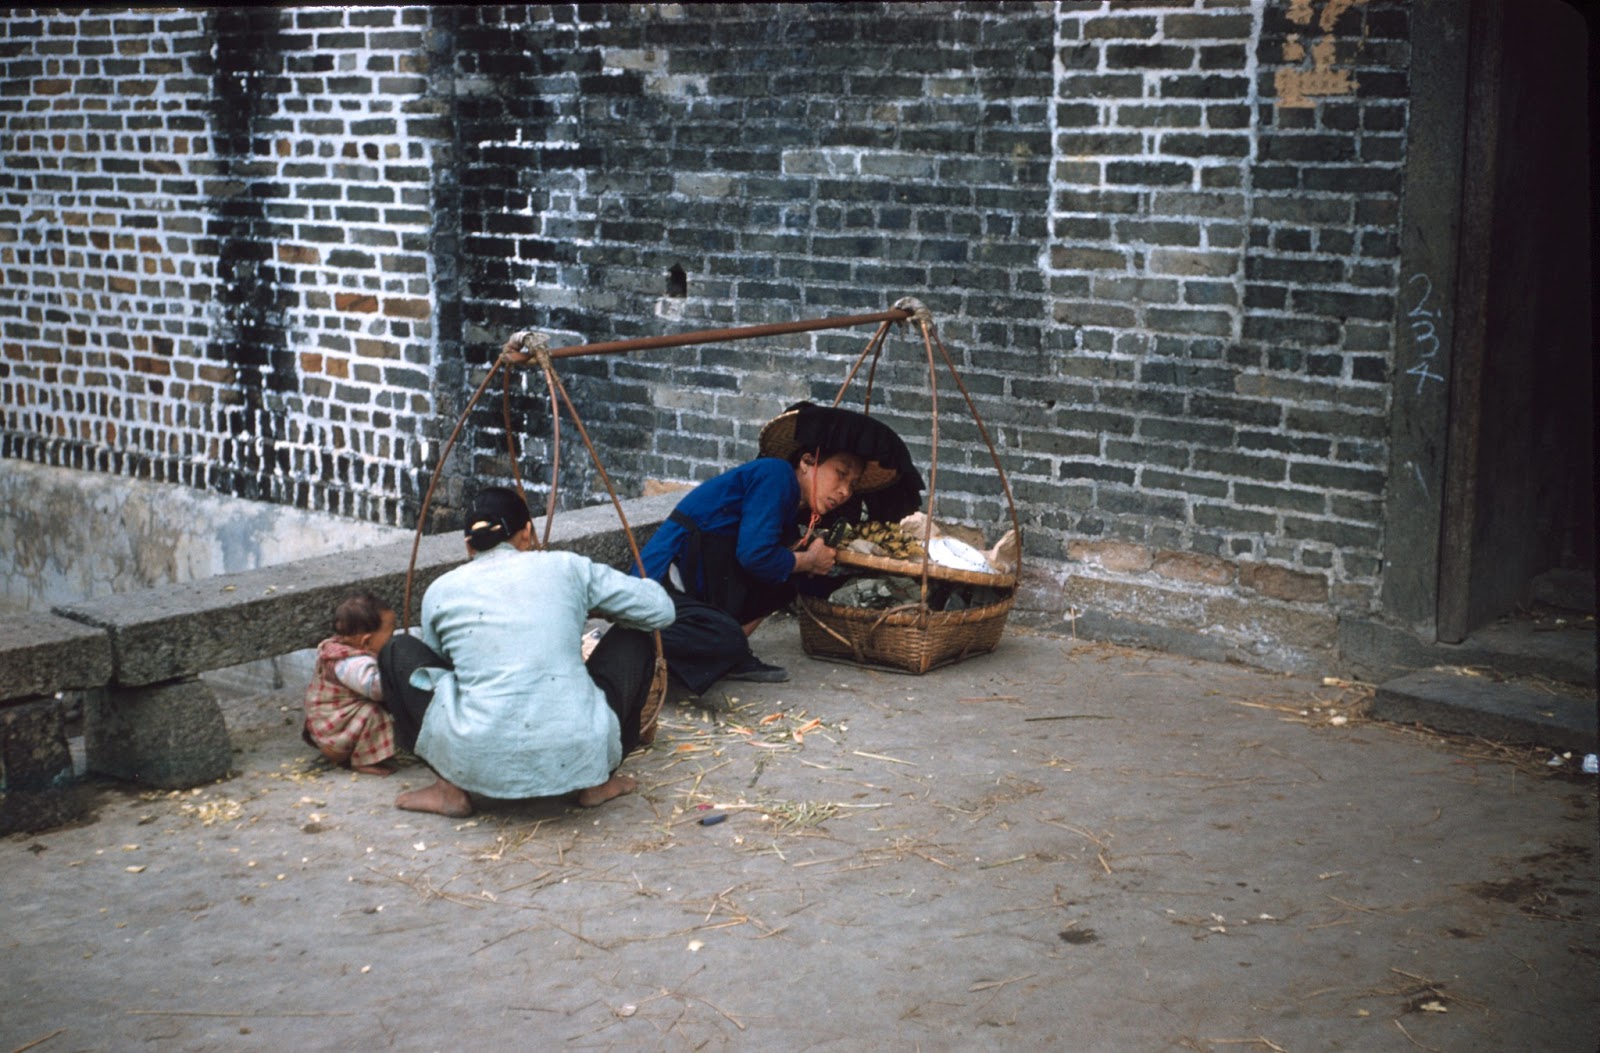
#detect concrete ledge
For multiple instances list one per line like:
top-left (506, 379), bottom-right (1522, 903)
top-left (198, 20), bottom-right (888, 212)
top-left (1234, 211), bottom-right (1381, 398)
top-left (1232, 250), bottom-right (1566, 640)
top-left (1, 610), bottom-right (114, 702)
top-left (1371, 668), bottom-right (1598, 753)
top-left (1016, 569), bottom-right (1339, 674)
top-left (0, 493), bottom-right (677, 700)
top-left (1339, 616), bottom-right (1598, 686)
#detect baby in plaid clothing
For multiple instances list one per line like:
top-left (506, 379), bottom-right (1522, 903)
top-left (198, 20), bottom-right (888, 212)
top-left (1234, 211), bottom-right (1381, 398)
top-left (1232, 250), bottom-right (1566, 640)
top-left (302, 591), bottom-right (398, 776)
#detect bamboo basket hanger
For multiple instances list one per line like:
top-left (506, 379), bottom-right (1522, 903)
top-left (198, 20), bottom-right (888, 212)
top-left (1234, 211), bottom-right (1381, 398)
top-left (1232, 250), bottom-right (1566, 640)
top-left (404, 331), bottom-right (675, 742)
top-left (797, 297), bottom-right (1024, 674)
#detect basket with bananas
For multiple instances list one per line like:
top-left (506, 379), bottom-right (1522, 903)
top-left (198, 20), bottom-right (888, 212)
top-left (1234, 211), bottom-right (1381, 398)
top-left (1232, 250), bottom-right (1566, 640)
top-left (824, 514), bottom-right (1015, 587)
top-left (834, 519), bottom-right (927, 562)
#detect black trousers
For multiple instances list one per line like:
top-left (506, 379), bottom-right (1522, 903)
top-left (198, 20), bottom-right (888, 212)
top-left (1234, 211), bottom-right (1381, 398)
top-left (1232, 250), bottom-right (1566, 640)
top-left (375, 635), bottom-right (444, 753)
top-left (661, 514), bottom-right (797, 695)
top-left (657, 591), bottom-right (757, 696)
top-left (375, 628), bottom-right (658, 759)
top-left (586, 626), bottom-right (657, 756)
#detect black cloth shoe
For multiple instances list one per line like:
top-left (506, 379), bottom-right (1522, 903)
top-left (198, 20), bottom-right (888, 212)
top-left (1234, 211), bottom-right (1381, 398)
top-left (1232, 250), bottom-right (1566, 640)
top-left (725, 658), bottom-right (789, 683)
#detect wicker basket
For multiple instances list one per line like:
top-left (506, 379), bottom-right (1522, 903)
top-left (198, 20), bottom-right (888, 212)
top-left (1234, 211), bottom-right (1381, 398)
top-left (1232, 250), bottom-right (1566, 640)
top-left (797, 591), bottom-right (1014, 674)
top-left (796, 298), bottom-right (1022, 675)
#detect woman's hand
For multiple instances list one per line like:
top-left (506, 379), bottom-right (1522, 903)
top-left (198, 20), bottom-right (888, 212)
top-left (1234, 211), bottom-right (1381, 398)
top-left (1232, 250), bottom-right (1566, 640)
top-left (792, 537), bottom-right (837, 576)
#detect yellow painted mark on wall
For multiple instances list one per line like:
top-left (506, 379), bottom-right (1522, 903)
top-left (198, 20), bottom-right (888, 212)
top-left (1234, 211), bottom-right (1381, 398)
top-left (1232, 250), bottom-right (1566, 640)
top-left (1276, 0), bottom-right (1369, 108)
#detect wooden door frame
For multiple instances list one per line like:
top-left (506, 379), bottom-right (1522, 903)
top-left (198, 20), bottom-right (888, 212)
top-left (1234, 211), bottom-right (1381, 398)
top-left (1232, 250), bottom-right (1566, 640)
top-left (1381, 0), bottom-right (1479, 642)
top-left (1434, 0), bottom-right (1506, 644)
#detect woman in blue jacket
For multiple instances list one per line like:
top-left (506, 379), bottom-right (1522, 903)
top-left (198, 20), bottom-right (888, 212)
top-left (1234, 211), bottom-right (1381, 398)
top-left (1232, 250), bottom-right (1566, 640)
top-left (639, 402), bottom-right (919, 694)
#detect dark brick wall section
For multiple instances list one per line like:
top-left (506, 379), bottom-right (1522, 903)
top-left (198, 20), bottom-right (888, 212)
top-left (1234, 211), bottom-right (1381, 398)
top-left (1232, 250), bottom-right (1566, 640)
top-left (1, 3), bottom-right (1416, 651)
top-left (1, 7), bottom-right (437, 524)
top-left (442, 3), bottom-right (1054, 522)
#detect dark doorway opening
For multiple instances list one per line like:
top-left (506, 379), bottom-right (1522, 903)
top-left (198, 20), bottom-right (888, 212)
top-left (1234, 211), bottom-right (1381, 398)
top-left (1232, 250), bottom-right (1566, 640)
top-left (1436, 0), bottom-right (1594, 642)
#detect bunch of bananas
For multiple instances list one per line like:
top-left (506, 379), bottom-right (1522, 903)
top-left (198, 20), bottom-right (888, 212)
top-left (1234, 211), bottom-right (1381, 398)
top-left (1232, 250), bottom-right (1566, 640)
top-left (838, 520), bottom-right (926, 561)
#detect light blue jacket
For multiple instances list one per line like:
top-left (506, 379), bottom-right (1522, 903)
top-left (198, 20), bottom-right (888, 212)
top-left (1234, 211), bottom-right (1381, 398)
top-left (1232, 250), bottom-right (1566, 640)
top-left (412, 546), bottom-right (674, 799)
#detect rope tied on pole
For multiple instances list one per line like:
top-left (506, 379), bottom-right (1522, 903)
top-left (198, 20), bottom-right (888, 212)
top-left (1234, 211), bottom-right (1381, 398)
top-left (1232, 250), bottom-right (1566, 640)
top-left (892, 296), bottom-right (933, 327)
top-left (499, 329), bottom-right (551, 367)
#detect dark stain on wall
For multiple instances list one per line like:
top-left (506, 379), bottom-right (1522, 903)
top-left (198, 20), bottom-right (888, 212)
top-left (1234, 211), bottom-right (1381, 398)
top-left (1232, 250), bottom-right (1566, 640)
top-left (417, 5), bottom-right (467, 530)
top-left (205, 7), bottom-right (294, 501)
top-left (449, 9), bottom-right (579, 506)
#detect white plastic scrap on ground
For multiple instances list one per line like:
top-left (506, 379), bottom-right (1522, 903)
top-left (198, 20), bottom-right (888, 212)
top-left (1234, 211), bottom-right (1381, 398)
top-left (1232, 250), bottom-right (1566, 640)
top-left (1548, 752), bottom-right (1599, 772)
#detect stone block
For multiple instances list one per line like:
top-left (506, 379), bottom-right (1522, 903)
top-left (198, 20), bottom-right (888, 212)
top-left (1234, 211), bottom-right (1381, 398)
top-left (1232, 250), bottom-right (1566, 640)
top-left (1067, 539), bottom-right (1153, 573)
top-left (84, 679), bottom-right (232, 788)
top-left (1152, 550), bottom-right (1234, 585)
top-left (1194, 503), bottom-right (1278, 534)
top-left (1240, 561), bottom-right (1329, 603)
top-left (0, 610), bottom-right (113, 704)
top-left (0, 699), bottom-right (85, 835)
top-left (1372, 669), bottom-right (1597, 754)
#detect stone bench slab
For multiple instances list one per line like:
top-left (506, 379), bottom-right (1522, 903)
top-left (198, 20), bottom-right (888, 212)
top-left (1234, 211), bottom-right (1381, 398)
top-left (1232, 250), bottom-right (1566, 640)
top-left (50, 494), bottom-right (677, 689)
top-left (1, 610), bottom-right (114, 702)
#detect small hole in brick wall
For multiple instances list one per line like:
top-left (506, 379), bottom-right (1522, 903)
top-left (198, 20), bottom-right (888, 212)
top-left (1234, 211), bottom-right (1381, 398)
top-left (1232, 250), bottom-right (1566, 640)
top-left (667, 263), bottom-right (687, 298)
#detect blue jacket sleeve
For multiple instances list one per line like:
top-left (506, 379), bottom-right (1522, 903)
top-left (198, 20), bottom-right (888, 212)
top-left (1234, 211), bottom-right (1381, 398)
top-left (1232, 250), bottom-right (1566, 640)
top-left (734, 461), bottom-right (799, 584)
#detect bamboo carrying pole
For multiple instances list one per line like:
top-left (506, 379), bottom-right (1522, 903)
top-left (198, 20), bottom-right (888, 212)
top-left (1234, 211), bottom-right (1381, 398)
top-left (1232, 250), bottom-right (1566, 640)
top-left (403, 305), bottom-right (921, 743)
top-left (528, 308), bottom-right (915, 362)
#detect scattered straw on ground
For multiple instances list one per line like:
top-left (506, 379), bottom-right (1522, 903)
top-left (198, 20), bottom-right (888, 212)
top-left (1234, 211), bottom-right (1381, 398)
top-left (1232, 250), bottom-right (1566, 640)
top-left (1228, 676), bottom-right (1587, 780)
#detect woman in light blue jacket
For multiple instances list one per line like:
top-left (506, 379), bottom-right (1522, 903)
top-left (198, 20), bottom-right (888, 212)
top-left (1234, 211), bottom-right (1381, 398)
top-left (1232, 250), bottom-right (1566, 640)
top-left (378, 486), bottom-right (674, 818)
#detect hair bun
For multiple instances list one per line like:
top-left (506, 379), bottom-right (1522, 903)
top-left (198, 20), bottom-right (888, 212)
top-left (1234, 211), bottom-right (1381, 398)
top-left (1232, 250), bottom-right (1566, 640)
top-left (464, 486), bottom-right (533, 552)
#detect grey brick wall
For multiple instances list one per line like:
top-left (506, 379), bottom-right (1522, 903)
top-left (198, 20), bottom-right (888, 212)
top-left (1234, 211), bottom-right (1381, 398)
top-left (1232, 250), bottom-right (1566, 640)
top-left (1, 2), bottom-right (1415, 669)
top-left (1037, 2), bottom-right (1405, 616)
top-left (438, 3), bottom-right (1054, 529)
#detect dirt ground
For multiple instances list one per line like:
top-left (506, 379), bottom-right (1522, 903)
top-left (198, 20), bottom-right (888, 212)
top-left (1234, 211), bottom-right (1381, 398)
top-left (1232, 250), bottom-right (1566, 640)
top-left (3, 619), bottom-right (1597, 1052)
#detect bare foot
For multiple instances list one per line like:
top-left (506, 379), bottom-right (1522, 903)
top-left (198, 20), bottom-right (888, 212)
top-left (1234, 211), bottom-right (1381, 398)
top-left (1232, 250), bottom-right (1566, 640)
top-left (575, 772), bottom-right (637, 808)
top-left (353, 762), bottom-right (395, 777)
top-left (395, 777), bottom-right (473, 818)
top-left (317, 743), bottom-right (351, 766)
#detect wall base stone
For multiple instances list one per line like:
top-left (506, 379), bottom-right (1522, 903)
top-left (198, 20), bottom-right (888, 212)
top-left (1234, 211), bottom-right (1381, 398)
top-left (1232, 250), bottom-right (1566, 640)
top-left (1017, 567), bottom-right (1338, 674)
top-left (0, 698), bottom-right (86, 835)
top-left (84, 681), bottom-right (232, 789)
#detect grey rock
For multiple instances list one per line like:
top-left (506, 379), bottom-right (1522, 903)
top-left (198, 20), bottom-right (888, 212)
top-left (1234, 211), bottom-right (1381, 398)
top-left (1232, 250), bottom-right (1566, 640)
top-left (84, 680), bottom-right (233, 788)
top-left (0, 610), bottom-right (113, 704)
top-left (0, 698), bottom-right (85, 835)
